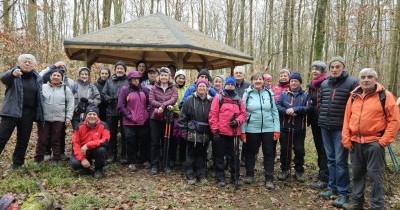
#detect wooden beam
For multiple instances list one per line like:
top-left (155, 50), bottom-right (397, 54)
top-left (84, 49), bottom-right (101, 67)
top-left (176, 52), bottom-right (183, 69)
top-left (183, 52), bottom-right (192, 62)
top-left (165, 52), bottom-right (178, 62)
top-left (70, 49), bottom-right (85, 59)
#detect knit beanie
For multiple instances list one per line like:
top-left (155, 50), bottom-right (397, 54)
top-left (159, 67), bottom-right (171, 74)
top-left (86, 103), bottom-right (99, 116)
top-left (115, 60), bottom-right (127, 72)
top-left (174, 69), bottom-right (186, 80)
top-left (311, 61), bottom-right (327, 73)
top-left (329, 56), bottom-right (345, 68)
top-left (225, 77), bottom-right (236, 86)
top-left (289, 71), bottom-right (302, 84)
top-left (214, 75), bottom-right (226, 82)
top-left (197, 68), bottom-right (212, 81)
top-left (196, 78), bottom-right (209, 88)
top-left (279, 68), bottom-right (291, 76)
top-left (147, 67), bottom-right (159, 74)
top-left (78, 67), bottom-right (91, 76)
top-left (263, 73), bottom-right (272, 81)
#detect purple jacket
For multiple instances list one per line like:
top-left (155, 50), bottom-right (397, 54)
top-left (117, 84), bottom-right (150, 126)
top-left (149, 82), bottom-right (178, 120)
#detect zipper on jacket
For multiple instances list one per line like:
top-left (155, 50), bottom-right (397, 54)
top-left (358, 94), bottom-right (365, 143)
top-left (258, 91), bottom-right (264, 133)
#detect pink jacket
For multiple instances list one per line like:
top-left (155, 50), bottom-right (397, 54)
top-left (209, 93), bottom-right (247, 136)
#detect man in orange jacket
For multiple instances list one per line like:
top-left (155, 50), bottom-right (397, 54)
top-left (342, 68), bottom-right (400, 210)
top-left (70, 104), bottom-right (110, 179)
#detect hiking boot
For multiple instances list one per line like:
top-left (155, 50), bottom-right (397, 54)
top-left (342, 198), bottom-right (364, 210)
top-left (231, 180), bottom-right (241, 186)
top-left (332, 196), bottom-right (349, 208)
top-left (265, 180), bottom-right (275, 190)
top-left (199, 178), bottom-right (208, 184)
top-left (151, 166), bottom-right (158, 175)
top-left (44, 155), bottom-right (52, 161)
top-left (319, 190), bottom-right (337, 199)
top-left (11, 164), bottom-right (23, 170)
top-left (128, 164), bottom-right (137, 171)
top-left (295, 172), bottom-right (306, 183)
top-left (310, 180), bottom-right (328, 189)
top-left (278, 170), bottom-right (289, 181)
top-left (243, 176), bottom-right (254, 184)
top-left (218, 181), bottom-right (226, 187)
top-left (164, 167), bottom-right (172, 174)
top-left (93, 170), bottom-right (105, 179)
top-left (187, 179), bottom-right (196, 185)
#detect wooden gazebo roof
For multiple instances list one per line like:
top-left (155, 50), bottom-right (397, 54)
top-left (63, 12), bottom-right (253, 70)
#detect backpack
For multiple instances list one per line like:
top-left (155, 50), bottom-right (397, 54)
top-left (351, 90), bottom-right (387, 119)
top-left (219, 94), bottom-right (241, 110)
top-left (0, 194), bottom-right (18, 210)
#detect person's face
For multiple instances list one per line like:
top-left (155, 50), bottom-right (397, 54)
top-left (100, 69), bottom-right (110, 81)
top-left (159, 72), bottom-right (170, 84)
top-left (252, 76), bottom-right (264, 89)
top-left (115, 65), bottom-right (125, 77)
top-left (137, 63), bottom-right (146, 74)
top-left (329, 61), bottom-right (345, 78)
top-left (225, 83), bottom-right (235, 90)
top-left (130, 78), bottom-right (140, 86)
top-left (79, 70), bottom-right (90, 81)
top-left (197, 83), bottom-right (207, 96)
top-left (234, 70), bottom-right (244, 80)
top-left (213, 77), bottom-right (223, 91)
top-left (18, 58), bottom-right (35, 72)
top-left (148, 71), bottom-right (158, 82)
top-left (279, 72), bottom-right (289, 82)
top-left (50, 72), bottom-right (62, 83)
top-left (175, 75), bottom-right (185, 86)
top-left (198, 75), bottom-right (208, 80)
top-left (290, 79), bottom-right (301, 89)
top-left (311, 67), bottom-right (322, 79)
top-left (86, 112), bottom-right (98, 124)
top-left (264, 79), bottom-right (272, 86)
top-left (359, 72), bottom-right (377, 92)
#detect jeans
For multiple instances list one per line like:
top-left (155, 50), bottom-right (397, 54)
top-left (70, 147), bottom-right (107, 171)
top-left (351, 141), bottom-right (385, 209)
top-left (310, 121), bottom-right (329, 182)
top-left (0, 109), bottom-right (36, 166)
top-left (321, 128), bottom-right (350, 197)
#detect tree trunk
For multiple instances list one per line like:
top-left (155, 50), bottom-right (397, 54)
top-left (288, 0), bottom-right (294, 68)
top-left (27, 0), bottom-right (38, 40)
top-left (282, 0), bottom-right (290, 67)
top-left (198, 0), bottom-right (204, 32)
top-left (73, 0), bottom-right (79, 36)
top-left (113, 0), bottom-right (123, 24)
top-left (103, 0), bottom-right (112, 27)
top-left (2, 0), bottom-right (12, 28)
top-left (239, 0), bottom-right (245, 51)
top-left (313, 0), bottom-right (327, 60)
top-left (249, 0), bottom-right (253, 56)
top-left (389, 0), bottom-right (400, 95)
top-left (336, 0), bottom-right (347, 55)
top-left (226, 0), bottom-right (235, 47)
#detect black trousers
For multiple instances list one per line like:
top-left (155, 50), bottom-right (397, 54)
top-left (70, 147), bottom-right (107, 171)
top-left (150, 119), bottom-right (170, 168)
top-left (0, 109), bottom-right (36, 166)
top-left (107, 116), bottom-right (126, 160)
top-left (185, 141), bottom-right (208, 180)
top-left (124, 125), bottom-right (148, 164)
top-left (45, 125), bottom-right (66, 156)
top-left (245, 132), bottom-right (275, 181)
top-left (279, 130), bottom-right (305, 173)
top-left (213, 135), bottom-right (240, 182)
top-left (139, 122), bottom-right (151, 164)
top-left (310, 122), bottom-right (329, 182)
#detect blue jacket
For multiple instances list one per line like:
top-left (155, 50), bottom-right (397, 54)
top-left (180, 82), bottom-right (217, 108)
top-left (0, 66), bottom-right (44, 122)
top-left (276, 88), bottom-right (312, 133)
top-left (242, 86), bottom-right (280, 133)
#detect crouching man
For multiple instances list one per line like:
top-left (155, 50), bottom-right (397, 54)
top-left (70, 104), bottom-right (110, 179)
top-left (342, 68), bottom-right (400, 210)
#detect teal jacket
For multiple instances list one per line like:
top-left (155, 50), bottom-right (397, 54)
top-left (242, 86), bottom-right (280, 133)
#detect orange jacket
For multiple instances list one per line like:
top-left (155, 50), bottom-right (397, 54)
top-left (342, 83), bottom-right (400, 148)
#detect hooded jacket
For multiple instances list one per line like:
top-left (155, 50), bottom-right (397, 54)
top-left (117, 83), bottom-right (150, 126)
top-left (102, 74), bottom-right (129, 116)
top-left (71, 79), bottom-right (101, 119)
top-left (342, 84), bottom-right (400, 148)
top-left (235, 79), bottom-right (251, 98)
top-left (42, 82), bottom-right (74, 122)
top-left (180, 83), bottom-right (217, 107)
top-left (274, 82), bottom-right (290, 102)
top-left (72, 119), bottom-right (110, 161)
top-left (242, 86), bottom-right (280, 133)
top-left (208, 91), bottom-right (247, 136)
top-left (0, 66), bottom-right (44, 122)
top-left (149, 82), bottom-right (178, 120)
top-left (318, 71), bottom-right (359, 129)
top-left (276, 87), bottom-right (312, 133)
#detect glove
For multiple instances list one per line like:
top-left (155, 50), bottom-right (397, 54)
top-left (240, 133), bottom-right (246, 143)
top-left (213, 131), bottom-right (220, 141)
top-left (273, 132), bottom-right (280, 140)
top-left (229, 120), bottom-right (238, 128)
top-left (80, 97), bottom-right (88, 103)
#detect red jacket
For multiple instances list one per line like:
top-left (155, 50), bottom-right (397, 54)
top-left (342, 84), bottom-right (400, 148)
top-left (72, 119), bottom-right (110, 161)
top-left (209, 93), bottom-right (247, 136)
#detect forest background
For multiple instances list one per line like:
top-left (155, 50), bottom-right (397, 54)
top-left (0, 0), bottom-right (400, 96)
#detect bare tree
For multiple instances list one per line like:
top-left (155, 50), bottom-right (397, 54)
top-left (103, 0), bottom-right (112, 27)
top-left (389, 0), bottom-right (400, 95)
top-left (313, 0), bottom-right (328, 60)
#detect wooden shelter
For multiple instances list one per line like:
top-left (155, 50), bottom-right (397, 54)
top-left (63, 13), bottom-right (253, 71)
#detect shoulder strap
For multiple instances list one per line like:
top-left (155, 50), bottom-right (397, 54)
top-left (219, 95), bottom-right (241, 110)
top-left (351, 91), bottom-right (386, 120)
top-left (64, 85), bottom-right (67, 121)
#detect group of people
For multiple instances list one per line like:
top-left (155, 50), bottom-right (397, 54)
top-left (0, 54), bottom-right (399, 209)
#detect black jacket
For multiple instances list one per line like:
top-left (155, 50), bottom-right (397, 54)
top-left (318, 71), bottom-right (358, 129)
top-left (101, 74), bottom-right (128, 117)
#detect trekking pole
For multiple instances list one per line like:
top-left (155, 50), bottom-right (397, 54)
top-left (162, 117), bottom-right (169, 170)
top-left (232, 114), bottom-right (240, 190)
top-left (388, 144), bottom-right (400, 173)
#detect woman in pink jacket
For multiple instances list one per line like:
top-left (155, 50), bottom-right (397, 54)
top-left (209, 77), bottom-right (246, 187)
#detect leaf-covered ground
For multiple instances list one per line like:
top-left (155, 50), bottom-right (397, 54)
top-left (1, 125), bottom-right (400, 209)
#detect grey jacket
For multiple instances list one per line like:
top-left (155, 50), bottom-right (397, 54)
top-left (42, 82), bottom-right (74, 122)
top-left (0, 66), bottom-right (44, 122)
